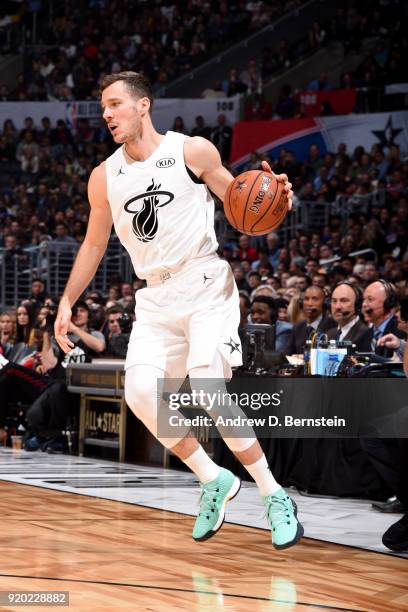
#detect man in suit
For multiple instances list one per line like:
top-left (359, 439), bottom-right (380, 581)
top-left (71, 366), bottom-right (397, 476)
top-left (327, 282), bottom-right (372, 351)
top-left (250, 296), bottom-right (292, 353)
top-left (362, 280), bottom-right (406, 358)
top-left (360, 281), bottom-right (407, 513)
top-left (287, 286), bottom-right (335, 355)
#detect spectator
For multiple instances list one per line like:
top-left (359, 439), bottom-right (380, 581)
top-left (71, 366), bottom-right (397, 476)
top-left (223, 68), bottom-right (247, 97)
top-left (287, 286), bottom-right (335, 354)
top-left (16, 303), bottom-right (38, 347)
top-left (211, 114), bottom-right (232, 162)
top-left (239, 292), bottom-right (250, 328)
top-left (201, 80), bottom-right (225, 99)
top-left (250, 295), bottom-right (292, 353)
top-left (0, 310), bottom-right (16, 358)
top-left (237, 235), bottom-right (258, 263)
top-left (190, 116), bottom-right (211, 140)
top-left (362, 281), bottom-right (405, 357)
top-left (275, 85), bottom-right (295, 119)
top-left (307, 71), bottom-right (331, 92)
top-left (327, 282), bottom-right (372, 351)
top-left (244, 93), bottom-right (272, 121)
top-left (30, 278), bottom-right (47, 307)
top-left (172, 116), bottom-right (185, 133)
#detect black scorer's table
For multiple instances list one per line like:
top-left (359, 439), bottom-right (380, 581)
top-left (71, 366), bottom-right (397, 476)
top-left (67, 360), bottom-right (406, 496)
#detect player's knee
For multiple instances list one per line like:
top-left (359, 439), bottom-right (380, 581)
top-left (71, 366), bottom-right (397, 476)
top-left (124, 372), bottom-right (156, 421)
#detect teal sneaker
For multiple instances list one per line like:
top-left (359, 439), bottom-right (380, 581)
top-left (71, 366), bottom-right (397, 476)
top-left (193, 468), bottom-right (241, 542)
top-left (262, 488), bottom-right (304, 550)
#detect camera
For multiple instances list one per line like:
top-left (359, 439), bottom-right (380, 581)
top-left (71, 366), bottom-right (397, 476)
top-left (43, 310), bottom-right (57, 333)
top-left (118, 313), bottom-right (133, 334)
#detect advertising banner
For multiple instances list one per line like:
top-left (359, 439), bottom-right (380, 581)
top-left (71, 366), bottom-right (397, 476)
top-left (231, 111), bottom-right (408, 169)
top-left (0, 96), bottom-right (241, 134)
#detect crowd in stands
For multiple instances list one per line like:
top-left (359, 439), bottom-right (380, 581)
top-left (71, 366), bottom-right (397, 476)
top-left (1, 0), bottom-right (307, 102)
top-left (0, 109), bottom-right (407, 437)
top-left (1, 110), bottom-right (407, 247)
top-left (270, 0), bottom-right (406, 119)
top-left (207, 0), bottom-right (406, 120)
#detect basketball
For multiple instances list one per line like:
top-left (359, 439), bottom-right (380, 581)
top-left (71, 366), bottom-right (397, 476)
top-left (223, 170), bottom-right (289, 236)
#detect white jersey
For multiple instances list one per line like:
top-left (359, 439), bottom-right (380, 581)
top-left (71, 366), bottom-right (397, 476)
top-left (105, 131), bottom-right (218, 279)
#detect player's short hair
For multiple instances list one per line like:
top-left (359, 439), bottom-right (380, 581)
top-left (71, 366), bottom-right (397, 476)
top-left (100, 71), bottom-right (153, 110)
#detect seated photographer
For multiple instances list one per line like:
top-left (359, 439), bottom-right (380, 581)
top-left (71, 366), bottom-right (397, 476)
top-left (287, 286), bottom-right (336, 355)
top-left (25, 300), bottom-right (105, 451)
top-left (250, 296), bottom-right (292, 353)
top-left (362, 281), bottom-right (406, 358)
top-left (104, 305), bottom-right (131, 358)
top-left (327, 282), bottom-right (372, 351)
top-left (103, 305), bottom-right (124, 343)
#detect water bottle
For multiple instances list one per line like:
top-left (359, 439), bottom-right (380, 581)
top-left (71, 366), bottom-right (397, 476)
top-left (326, 352), bottom-right (339, 376)
top-left (303, 340), bottom-right (312, 375)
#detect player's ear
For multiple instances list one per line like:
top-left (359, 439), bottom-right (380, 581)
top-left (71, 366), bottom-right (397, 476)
top-left (138, 96), bottom-right (151, 116)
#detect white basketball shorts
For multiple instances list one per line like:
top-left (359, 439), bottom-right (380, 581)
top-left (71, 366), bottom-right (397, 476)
top-left (125, 255), bottom-right (242, 376)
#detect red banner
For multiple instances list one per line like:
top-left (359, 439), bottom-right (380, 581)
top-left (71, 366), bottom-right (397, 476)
top-left (230, 118), bottom-right (317, 164)
top-left (295, 89), bottom-right (356, 116)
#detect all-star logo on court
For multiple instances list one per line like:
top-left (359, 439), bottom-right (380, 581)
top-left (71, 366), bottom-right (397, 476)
top-left (224, 337), bottom-right (241, 354)
top-left (124, 178), bottom-right (174, 242)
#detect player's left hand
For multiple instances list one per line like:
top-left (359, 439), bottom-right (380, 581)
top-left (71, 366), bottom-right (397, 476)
top-left (261, 161), bottom-right (293, 210)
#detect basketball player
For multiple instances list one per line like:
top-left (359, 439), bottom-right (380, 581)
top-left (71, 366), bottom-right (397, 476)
top-left (54, 72), bottom-right (303, 549)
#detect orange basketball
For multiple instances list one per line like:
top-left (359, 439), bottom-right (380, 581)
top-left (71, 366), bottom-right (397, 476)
top-left (223, 170), bottom-right (288, 236)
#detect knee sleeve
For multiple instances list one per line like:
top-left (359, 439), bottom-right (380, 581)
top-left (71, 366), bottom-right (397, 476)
top-left (125, 365), bottom-right (189, 448)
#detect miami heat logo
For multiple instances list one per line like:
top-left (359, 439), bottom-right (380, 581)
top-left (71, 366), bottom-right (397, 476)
top-left (124, 178), bottom-right (174, 242)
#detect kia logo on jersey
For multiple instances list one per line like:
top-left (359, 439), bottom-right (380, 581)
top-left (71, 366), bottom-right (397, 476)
top-left (124, 178), bottom-right (174, 242)
top-left (156, 157), bottom-right (175, 168)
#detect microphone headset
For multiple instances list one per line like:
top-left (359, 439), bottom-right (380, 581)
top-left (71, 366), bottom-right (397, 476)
top-left (299, 286), bottom-right (331, 311)
top-left (332, 281), bottom-right (363, 317)
top-left (364, 279), bottom-right (398, 315)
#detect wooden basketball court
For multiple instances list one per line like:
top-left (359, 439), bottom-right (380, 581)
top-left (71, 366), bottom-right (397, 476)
top-left (0, 481), bottom-right (406, 611)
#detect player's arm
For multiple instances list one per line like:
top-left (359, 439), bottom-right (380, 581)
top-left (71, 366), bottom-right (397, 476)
top-left (54, 163), bottom-right (113, 353)
top-left (184, 136), bottom-right (293, 209)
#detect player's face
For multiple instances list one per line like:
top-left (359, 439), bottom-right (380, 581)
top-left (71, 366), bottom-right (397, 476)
top-left (101, 81), bottom-right (146, 144)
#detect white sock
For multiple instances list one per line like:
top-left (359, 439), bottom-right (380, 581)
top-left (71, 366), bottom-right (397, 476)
top-left (183, 446), bottom-right (221, 484)
top-left (244, 455), bottom-right (281, 497)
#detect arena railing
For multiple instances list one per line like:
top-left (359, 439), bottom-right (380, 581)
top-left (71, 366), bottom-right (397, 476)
top-left (320, 249), bottom-right (378, 270)
top-left (0, 188), bottom-right (402, 308)
top-left (0, 237), bottom-right (133, 309)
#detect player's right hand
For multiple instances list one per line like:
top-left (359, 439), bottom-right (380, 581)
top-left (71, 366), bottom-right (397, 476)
top-left (54, 297), bottom-right (75, 353)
